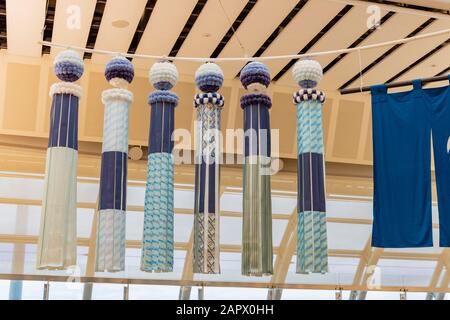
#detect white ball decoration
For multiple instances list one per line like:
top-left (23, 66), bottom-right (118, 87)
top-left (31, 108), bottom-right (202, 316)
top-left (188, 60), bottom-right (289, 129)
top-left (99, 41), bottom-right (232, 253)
top-left (53, 49), bottom-right (83, 68)
top-left (292, 59), bottom-right (323, 88)
top-left (195, 62), bottom-right (224, 92)
top-left (149, 61), bottom-right (179, 90)
top-left (195, 62), bottom-right (224, 79)
top-left (53, 49), bottom-right (84, 82)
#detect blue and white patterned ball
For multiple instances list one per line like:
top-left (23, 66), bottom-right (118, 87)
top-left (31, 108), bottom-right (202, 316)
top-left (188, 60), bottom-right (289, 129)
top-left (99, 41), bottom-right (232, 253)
top-left (53, 50), bottom-right (84, 82)
top-left (105, 56), bottom-right (134, 87)
top-left (149, 61), bottom-right (178, 90)
top-left (292, 59), bottom-right (323, 88)
top-left (240, 61), bottom-right (271, 90)
top-left (195, 62), bottom-right (224, 92)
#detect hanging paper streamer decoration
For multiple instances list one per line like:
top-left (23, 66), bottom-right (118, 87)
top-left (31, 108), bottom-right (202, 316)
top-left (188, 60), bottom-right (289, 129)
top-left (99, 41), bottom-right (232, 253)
top-left (193, 63), bottom-right (224, 274)
top-left (292, 59), bottom-right (328, 274)
top-left (240, 62), bottom-right (273, 276)
top-left (95, 56), bottom-right (134, 272)
top-left (141, 61), bottom-right (179, 272)
top-left (37, 50), bottom-right (84, 270)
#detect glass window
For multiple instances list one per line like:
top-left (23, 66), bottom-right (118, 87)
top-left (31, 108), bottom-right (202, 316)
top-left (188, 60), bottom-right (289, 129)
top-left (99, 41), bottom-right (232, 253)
top-left (91, 283), bottom-right (126, 300)
top-left (129, 285), bottom-right (179, 300)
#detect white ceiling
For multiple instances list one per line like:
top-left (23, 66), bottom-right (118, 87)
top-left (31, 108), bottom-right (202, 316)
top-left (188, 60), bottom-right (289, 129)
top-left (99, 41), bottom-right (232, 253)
top-left (3, 0), bottom-right (450, 91)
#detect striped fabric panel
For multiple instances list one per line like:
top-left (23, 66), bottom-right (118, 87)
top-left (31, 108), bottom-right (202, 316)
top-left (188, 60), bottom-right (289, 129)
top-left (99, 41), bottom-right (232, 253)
top-left (48, 93), bottom-right (79, 150)
top-left (95, 209), bottom-right (126, 272)
top-left (148, 101), bottom-right (175, 154)
top-left (242, 156), bottom-right (273, 276)
top-left (295, 98), bottom-right (328, 274)
top-left (95, 89), bottom-right (131, 273)
top-left (37, 147), bottom-right (77, 270)
top-left (297, 211), bottom-right (328, 274)
top-left (241, 94), bottom-right (273, 277)
top-left (99, 151), bottom-right (127, 211)
top-left (193, 104), bottom-right (221, 274)
top-left (296, 100), bottom-right (324, 154)
top-left (141, 152), bottom-right (174, 272)
top-left (194, 210), bottom-right (205, 273)
top-left (297, 152), bottom-right (326, 212)
top-left (243, 104), bottom-right (271, 157)
top-left (102, 100), bottom-right (129, 153)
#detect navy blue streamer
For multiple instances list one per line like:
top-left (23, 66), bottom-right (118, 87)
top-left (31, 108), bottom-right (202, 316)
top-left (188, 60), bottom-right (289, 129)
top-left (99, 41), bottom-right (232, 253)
top-left (48, 93), bottom-right (79, 150)
top-left (99, 151), bottom-right (127, 210)
top-left (297, 152), bottom-right (326, 212)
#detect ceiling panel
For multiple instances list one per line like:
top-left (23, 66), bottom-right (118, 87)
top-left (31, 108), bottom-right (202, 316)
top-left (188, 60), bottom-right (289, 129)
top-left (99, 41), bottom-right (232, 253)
top-left (218, 0), bottom-right (299, 79)
top-left (220, 192), bottom-right (242, 212)
top-left (50, 0), bottom-right (97, 57)
top-left (6, 0), bottom-right (47, 57)
top-left (393, 39), bottom-right (450, 83)
top-left (366, 291), bottom-right (427, 299)
top-left (398, 0), bottom-right (450, 11)
top-left (346, 19), bottom-right (450, 89)
top-left (319, 13), bottom-right (430, 91)
top-left (282, 289), bottom-right (351, 299)
top-left (326, 199), bottom-right (372, 220)
top-left (133, 0), bottom-right (198, 70)
top-left (275, 5), bottom-right (390, 87)
top-left (327, 222), bottom-right (371, 250)
top-left (262, 0), bottom-right (346, 78)
top-left (176, 0), bottom-right (248, 76)
top-left (286, 256), bottom-right (359, 285)
top-left (193, 252), bottom-right (273, 283)
top-left (91, 0), bottom-right (147, 65)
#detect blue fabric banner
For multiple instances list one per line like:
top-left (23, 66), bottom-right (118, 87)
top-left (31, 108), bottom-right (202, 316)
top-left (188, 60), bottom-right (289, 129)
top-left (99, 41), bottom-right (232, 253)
top-left (371, 76), bottom-right (450, 248)
top-left (48, 93), bottom-right (79, 150)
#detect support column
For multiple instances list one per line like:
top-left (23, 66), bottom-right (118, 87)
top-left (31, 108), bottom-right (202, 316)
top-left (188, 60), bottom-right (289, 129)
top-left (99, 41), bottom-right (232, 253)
top-left (179, 286), bottom-right (192, 300)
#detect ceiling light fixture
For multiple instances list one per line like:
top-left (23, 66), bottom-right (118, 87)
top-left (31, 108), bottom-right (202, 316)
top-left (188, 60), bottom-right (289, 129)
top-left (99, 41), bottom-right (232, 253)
top-left (112, 20), bottom-right (130, 28)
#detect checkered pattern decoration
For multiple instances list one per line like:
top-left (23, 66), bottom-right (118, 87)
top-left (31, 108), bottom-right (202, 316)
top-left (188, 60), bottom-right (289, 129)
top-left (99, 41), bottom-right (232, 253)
top-left (239, 62), bottom-right (274, 277)
top-left (95, 56), bottom-right (134, 272)
top-left (37, 50), bottom-right (84, 270)
top-left (193, 63), bottom-right (224, 274)
top-left (141, 61), bottom-right (179, 273)
top-left (292, 59), bottom-right (328, 274)
top-left (293, 89), bottom-right (326, 104)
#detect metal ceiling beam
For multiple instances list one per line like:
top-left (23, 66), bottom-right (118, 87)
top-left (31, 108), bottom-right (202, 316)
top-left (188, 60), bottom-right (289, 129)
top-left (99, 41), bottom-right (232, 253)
top-left (1, 233), bottom-right (440, 261)
top-left (339, 18), bottom-right (436, 91)
top-left (82, 195), bottom-right (99, 300)
top-left (355, 247), bottom-right (384, 300)
top-left (427, 249), bottom-right (450, 300)
top-left (349, 237), bottom-right (372, 300)
top-left (273, 4), bottom-right (353, 81)
top-left (0, 272), bottom-right (449, 293)
top-left (179, 229), bottom-right (194, 300)
top-left (178, 186), bottom-right (226, 299)
top-left (271, 208), bottom-right (297, 284)
top-left (0, 196), bottom-right (441, 229)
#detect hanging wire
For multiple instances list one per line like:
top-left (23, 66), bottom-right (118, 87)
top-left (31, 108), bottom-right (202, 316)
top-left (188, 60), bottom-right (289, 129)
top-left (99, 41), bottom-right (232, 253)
top-left (217, 0), bottom-right (248, 57)
top-left (38, 27), bottom-right (450, 63)
top-left (357, 48), bottom-right (364, 92)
